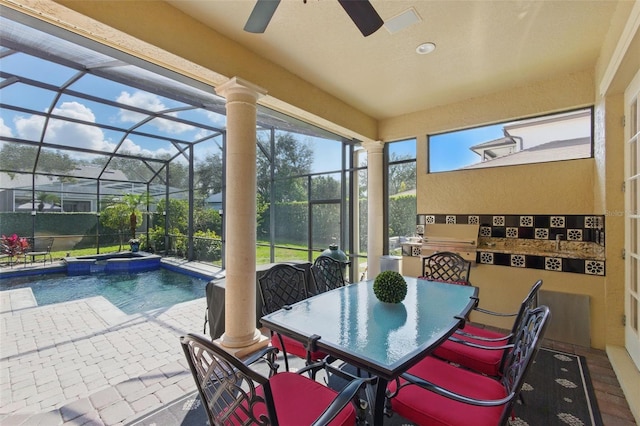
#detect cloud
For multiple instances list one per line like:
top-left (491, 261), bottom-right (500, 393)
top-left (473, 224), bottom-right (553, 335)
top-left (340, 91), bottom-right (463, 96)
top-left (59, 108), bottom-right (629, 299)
top-left (119, 138), bottom-right (177, 159)
top-left (0, 118), bottom-right (13, 137)
top-left (11, 101), bottom-right (179, 160)
top-left (14, 102), bottom-right (117, 154)
top-left (116, 91), bottom-right (194, 134)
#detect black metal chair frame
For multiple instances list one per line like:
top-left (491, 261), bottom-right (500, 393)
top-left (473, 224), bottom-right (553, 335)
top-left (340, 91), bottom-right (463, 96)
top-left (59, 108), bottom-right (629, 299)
top-left (181, 333), bottom-right (371, 426)
top-left (23, 237), bottom-right (54, 266)
top-left (258, 263), bottom-right (314, 372)
top-left (387, 305), bottom-right (550, 426)
top-left (421, 251), bottom-right (472, 284)
top-left (448, 280), bottom-right (543, 377)
top-left (311, 255), bottom-right (347, 294)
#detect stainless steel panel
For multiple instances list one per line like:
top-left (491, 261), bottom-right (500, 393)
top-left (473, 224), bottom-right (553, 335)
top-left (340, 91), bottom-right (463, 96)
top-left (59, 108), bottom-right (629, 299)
top-left (538, 290), bottom-right (590, 347)
top-left (380, 255), bottom-right (403, 274)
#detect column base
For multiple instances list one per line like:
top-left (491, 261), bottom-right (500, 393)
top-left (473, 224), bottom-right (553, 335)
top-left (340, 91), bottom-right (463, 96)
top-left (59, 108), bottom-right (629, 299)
top-left (215, 329), bottom-right (268, 358)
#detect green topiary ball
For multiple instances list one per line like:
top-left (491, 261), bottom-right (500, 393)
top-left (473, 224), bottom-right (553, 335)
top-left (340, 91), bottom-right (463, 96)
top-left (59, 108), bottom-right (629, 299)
top-left (373, 271), bottom-right (407, 303)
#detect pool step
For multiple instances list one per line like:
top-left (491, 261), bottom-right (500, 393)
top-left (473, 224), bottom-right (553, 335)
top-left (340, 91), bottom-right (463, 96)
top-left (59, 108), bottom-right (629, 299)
top-left (0, 288), bottom-right (37, 312)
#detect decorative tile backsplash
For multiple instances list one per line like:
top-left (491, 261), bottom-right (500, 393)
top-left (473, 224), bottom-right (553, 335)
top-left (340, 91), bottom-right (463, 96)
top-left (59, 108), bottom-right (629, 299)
top-left (416, 214), bottom-right (606, 276)
top-left (417, 214), bottom-right (605, 245)
top-left (477, 251), bottom-right (606, 276)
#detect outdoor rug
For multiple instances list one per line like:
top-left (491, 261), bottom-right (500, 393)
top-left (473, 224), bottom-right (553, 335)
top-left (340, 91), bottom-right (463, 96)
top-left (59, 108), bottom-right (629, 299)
top-left (128, 347), bottom-right (602, 426)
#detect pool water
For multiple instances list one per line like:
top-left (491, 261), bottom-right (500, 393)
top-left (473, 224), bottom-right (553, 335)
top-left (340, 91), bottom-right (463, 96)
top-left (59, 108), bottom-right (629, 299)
top-left (0, 268), bottom-right (208, 314)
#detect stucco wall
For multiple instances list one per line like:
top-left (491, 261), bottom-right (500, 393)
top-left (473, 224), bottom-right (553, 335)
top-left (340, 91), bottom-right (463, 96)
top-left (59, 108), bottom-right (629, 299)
top-left (381, 69), bottom-right (608, 348)
top-left (411, 157), bottom-right (606, 348)
top-left (417, 159), bottom-right (594, 214)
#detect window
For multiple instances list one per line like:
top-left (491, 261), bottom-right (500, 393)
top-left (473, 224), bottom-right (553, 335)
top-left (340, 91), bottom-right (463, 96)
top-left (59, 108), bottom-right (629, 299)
top-left (428, 108), bottom-right (593, 173)
top-left (386, 139), bottom-right (417, 255)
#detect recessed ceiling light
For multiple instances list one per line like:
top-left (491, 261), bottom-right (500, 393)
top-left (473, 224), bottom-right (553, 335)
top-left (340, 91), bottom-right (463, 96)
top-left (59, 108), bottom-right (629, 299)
top-left (416, 42), bottom-right (436, 55)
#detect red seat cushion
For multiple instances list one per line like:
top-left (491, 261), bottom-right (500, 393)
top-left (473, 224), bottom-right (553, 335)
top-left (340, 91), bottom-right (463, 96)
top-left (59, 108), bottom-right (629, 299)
top-left (272, 333), bottom-right (327, 361)
top-left (234, 372), bottom-right (354, 425)
top-left (388, 356), bottom-right (508, 426)
top-left (432, 324), bottom-right (507, 377)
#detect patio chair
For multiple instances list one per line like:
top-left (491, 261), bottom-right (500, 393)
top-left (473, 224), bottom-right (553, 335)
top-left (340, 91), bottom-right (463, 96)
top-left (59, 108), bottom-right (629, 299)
top-left (311, 255), bottom-right (347, 294)
top-left (258, 264), bottom-right (327, 372)
top-left (386, 305), bottom-right (550, 426)
top-left (180, 333), bottom-right (370, 426)
top-left (23, 237), bottom-right (54, 266)
top-left (420, 251), bottom-right (471, 285)
top-left (433, 279), bottom-right (543, 378)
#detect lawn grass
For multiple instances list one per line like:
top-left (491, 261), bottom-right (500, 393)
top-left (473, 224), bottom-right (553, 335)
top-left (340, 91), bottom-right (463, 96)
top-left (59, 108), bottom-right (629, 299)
top-left (50, 245), bottom-right (123, 259)
top-left (49, 243), bottom-right (310, 264)
top-left (256, 243), bottom-right (309, 264)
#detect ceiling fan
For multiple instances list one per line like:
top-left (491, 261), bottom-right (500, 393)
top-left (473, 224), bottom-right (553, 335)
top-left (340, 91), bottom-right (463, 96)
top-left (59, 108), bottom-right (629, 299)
top-left (244, 0), bottom-right (384, 37)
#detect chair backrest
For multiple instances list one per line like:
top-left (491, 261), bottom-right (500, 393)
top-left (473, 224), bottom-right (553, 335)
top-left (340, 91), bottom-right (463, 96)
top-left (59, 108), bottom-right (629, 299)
top-left (258, 264), bottom-right (309, 315)
top-left (29, 237), bottom-right (54, 252)
top-left (180, 333), bottom-right (277, 425)
top-left (497, 305), bottom-right (550, 425)
top-left (495, 279), bottom-right (543, 374)
top-left (422, 251), bottom-right (471, 284)
top-left (311, 255), bottom-right (346, 294)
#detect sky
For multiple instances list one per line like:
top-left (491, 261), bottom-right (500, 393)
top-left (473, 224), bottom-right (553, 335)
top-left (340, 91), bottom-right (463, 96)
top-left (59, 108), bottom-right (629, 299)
top-left (0, 51), bottom-right (228, 165)
top-left (0, 49), bottom-right (352, 175)
top-left (429, 124), bottom-right (504, 172)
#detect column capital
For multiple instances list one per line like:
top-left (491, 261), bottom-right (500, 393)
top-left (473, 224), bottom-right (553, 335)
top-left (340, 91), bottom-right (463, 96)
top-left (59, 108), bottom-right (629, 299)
top-left (362, 140), bottom-right (385, 153)
top-left (216, 76), bottom-right (267, 101)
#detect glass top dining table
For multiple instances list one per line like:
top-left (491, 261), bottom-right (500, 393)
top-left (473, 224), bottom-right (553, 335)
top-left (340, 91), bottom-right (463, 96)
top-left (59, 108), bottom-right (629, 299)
top-left (260, 276), bottom-right (479, 424)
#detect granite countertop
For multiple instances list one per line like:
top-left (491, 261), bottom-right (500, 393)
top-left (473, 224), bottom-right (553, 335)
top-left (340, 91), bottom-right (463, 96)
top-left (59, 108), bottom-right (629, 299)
top-left (477, 237), bottom-right (605, 261)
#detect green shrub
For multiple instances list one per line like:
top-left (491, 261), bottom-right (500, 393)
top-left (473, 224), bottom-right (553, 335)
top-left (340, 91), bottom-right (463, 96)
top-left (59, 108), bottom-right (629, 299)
top-left (193, 230), bottom-right (222, 261)
top-left (373, 271), bottom-right (407, 303)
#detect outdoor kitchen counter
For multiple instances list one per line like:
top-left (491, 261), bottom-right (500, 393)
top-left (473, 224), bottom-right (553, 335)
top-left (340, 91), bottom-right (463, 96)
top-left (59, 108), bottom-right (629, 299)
top-left (477, 237), bottom-right (605, 261)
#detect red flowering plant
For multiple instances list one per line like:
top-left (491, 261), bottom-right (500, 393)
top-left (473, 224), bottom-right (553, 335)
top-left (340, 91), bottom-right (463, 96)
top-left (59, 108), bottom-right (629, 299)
top-left (1, 234), bottom-right (30, 257)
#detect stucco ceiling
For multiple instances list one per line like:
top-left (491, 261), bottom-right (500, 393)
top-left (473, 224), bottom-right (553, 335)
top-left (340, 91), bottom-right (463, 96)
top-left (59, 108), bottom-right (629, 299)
top-left (166, 0), bottom-right (621, 120)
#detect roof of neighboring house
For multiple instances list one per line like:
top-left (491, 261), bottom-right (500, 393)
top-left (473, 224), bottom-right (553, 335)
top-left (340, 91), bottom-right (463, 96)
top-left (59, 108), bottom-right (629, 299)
top-left (205, 192), bottom-right (223, 203)
top-left (469, 136), bottom-right (518, 159)
top-left (463, 137), bottom-right (591, 169)
top-left (1, 166), bottom-right (128, 187)
top-left (469, 136), bottom-right (516, 151)
top-left (0, 165), bottom-right (182, 202)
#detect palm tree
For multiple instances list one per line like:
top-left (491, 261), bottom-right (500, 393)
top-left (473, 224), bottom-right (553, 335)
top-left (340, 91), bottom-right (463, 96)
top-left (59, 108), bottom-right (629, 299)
top-left (100, 192), bottom-right (148, 250)
top-left (121, 193), bottom-right (147, 240)
top-left (36, 192), bottom-right (61, 211)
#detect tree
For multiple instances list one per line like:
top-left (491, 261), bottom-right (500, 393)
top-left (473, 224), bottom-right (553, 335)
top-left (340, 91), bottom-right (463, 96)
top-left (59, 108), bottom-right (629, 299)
top-left (0, 144), bottom-right (76, 177)
top-left (195, 152), bottom-right (223, 199)
top-left (257, 133), bottom-right (313, 203)
top-left (194, 208), bottom-right (222, 235)
top-left (36, 192), bottom-right (61, 211)
top-left (100, 197), bottom-right (130, 250)
top-left (100, 192), bottom-right (148, 249)
top-left (153, 198), bottom-right (189, 232)
top-left (388, 153), bottom-right (416, 196)
top-left (311, 175), bottom-right (341, 200)
top-left (122, 193), bottom-right (148, 239)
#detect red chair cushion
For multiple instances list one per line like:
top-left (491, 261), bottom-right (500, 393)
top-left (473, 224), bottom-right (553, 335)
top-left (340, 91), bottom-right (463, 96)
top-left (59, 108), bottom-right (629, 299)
top-left (389, 356), bottom-right (508, 426)
top-left (432, 324), bottom-right (507, 377)
top-left (254, 372), bottom-right (356, 425)
top-left (272, 333), bottom-right (327, 361)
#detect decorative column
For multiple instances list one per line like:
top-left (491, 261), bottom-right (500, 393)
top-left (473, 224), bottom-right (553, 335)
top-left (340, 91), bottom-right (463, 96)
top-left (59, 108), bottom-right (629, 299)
top-left (215, 77), bottom-right (267, 349)
top-left (363, 140), bottom-right (384, 278)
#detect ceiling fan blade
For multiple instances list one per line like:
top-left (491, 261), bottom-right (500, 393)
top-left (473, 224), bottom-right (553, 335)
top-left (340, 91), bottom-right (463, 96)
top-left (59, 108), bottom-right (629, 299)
top-left (337, 0), bottom-right (384, 37)
top-left (244, 0), bottom-right (281, 33)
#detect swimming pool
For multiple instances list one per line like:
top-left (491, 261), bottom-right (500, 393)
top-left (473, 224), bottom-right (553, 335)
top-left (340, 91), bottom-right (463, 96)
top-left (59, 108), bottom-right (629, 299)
top-left (0, 268), bottom-right (209, 315)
